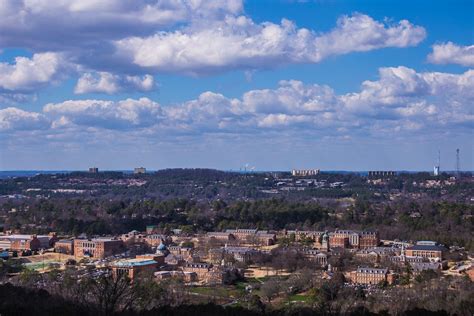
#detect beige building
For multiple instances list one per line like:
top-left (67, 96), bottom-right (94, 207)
top-left (291, 169), bottom-right (320, 176)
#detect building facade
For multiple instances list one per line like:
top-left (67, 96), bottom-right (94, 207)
top-left (112, 258), bottom-right (158, 281)
top-left (54, 239), bottom-right (74, 255)
top-left (405, 244), bottom-right (445, 260)
top-left (74, 238), bottom-right (123, 259)
top-left (0, 234), bottom-right (48, 251)
top-left (291, 169), bottom-right (320, 176)
top-left (350, 267), bottom-right (395, 285)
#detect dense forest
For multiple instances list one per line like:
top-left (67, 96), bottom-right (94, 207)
top-left (2, 196), bottom-right (473, 250)
top-left (1, 169), bottom-right (473, 249)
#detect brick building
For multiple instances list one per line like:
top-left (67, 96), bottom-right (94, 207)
top-left (225, 229), bottom-right (276, 246)
top-left (349, 267), bottom-right (395, 285)
top-left (112, 258), bottom-right (158, 281)
top-left (54, 239), bottom-right (74, 255)
top-left (329, 230), bottom-right (379, 249)
top-left (207, 232), bottom-right (235, 242)
top-left (154, 271), bottom-right (197, 283)
top-left (286, 230), bottom-right (324, 242)
top-left (358, 231), bottom-right (380, 248)
top-left (405, 244), bottom-right (445, 261)
top-left (74, 238), bottom-right (124, 259)
top-left (145, 234), bottom-right (168, 247)
top-left (183, 262), bottom-right (212, 281)
top-left (0, 234), bottom-right (44, 251)
top-left (120, 230), bottom-right (146, 244)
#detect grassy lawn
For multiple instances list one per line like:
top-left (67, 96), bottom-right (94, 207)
top-left (188, 286), bottom-right (244, 298)
top-left (24, 260), bottom-right (61, 272)
top-left (287, 293), bottom-right (310, 303)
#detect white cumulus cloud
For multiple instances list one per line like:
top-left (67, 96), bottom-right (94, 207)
top-left (43, 98), bottom-right (163, 129)
top-left (74, 72), bottom-right (155, 94)
top-left (0, 52), bottom-right (67, 92)
top-left (4, 67), bottom-right (471, 138)
top-left (115, 13), bottom-right (426, 75)
top-left (428, 42), bottom-right (474, 66)
top-left (0, 107), bottom-right (50, 131)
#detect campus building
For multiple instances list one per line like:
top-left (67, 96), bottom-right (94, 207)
top-left (54, 239), bottom-right (74, 255)
top-left (0, 233), bottom-right (56, 251)
top-left (112, 258), bottom-right (158, 281)
top-left (349, 267), bottom-right (395, 285)
top-left (74, 238), bottom-right (124, 259)
top-left (329, 230), bottom-right (379, 249)
top-left (405, 243), bottom-right (445, 260)
top-left (224, 229), bottom-right (276, 246)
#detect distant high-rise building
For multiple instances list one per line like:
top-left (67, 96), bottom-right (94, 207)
top-left (291, 169), bottom-right (320, 176)
top-left (368, 171), bottom-right (396, 178)
top-left (89, 167), bottom-right (99, 173)
top-left (134, 167), bottom-right (146, 174)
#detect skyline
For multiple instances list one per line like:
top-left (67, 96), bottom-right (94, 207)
top-left (0, 0), bottom-right (473, 170)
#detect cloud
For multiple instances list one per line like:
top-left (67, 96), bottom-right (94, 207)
top-left (74, 72), bottom-right (155, 94)
top-left (0, 52), bottom-right (68, 92)
top-left (43, 97), bottom-right (163, 129)
top-left (428, 42), bottom-right (474, 66)
top-left (0, 107), bottom-right (50, 131)
top-left (0, 3), bottom-right (427, 94)
top-left (115, 13), bottom-right (426, 75)
top-left (0, 0), bottom-right (243, 50)
top-left (342, 66), bottom-right (474, 123)
top-left (4, 67), bottom-right (471, 138)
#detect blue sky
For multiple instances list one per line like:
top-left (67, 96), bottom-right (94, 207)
top-left (0, 0), bottom-right (472, 171)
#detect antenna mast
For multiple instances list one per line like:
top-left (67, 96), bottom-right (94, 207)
top-left (456, 149), bottom-right (460, 177)
top-left (438, 150), bottom-right (440, 169)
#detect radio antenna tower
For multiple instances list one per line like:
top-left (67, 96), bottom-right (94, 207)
top-left (456, 149), bottom-right (460, 176)
top-left (433, 150), bottom-right (441, 176)
top-left (437, 150), bottom-right (440, 169)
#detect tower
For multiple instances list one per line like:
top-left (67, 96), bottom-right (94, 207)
top-left (433, 150), bottom-right (440, 176)
top-left (321, 231), bottom-right (329, 251)
top-left (456, 149), bottom-right (460, 176)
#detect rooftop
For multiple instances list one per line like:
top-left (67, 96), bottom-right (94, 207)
top-left (113, 259), bottom-right (157, 267)
top-left (357, 267), bottom-right (388, 274)
top-left (407, 244), bottom-right (445, 251)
